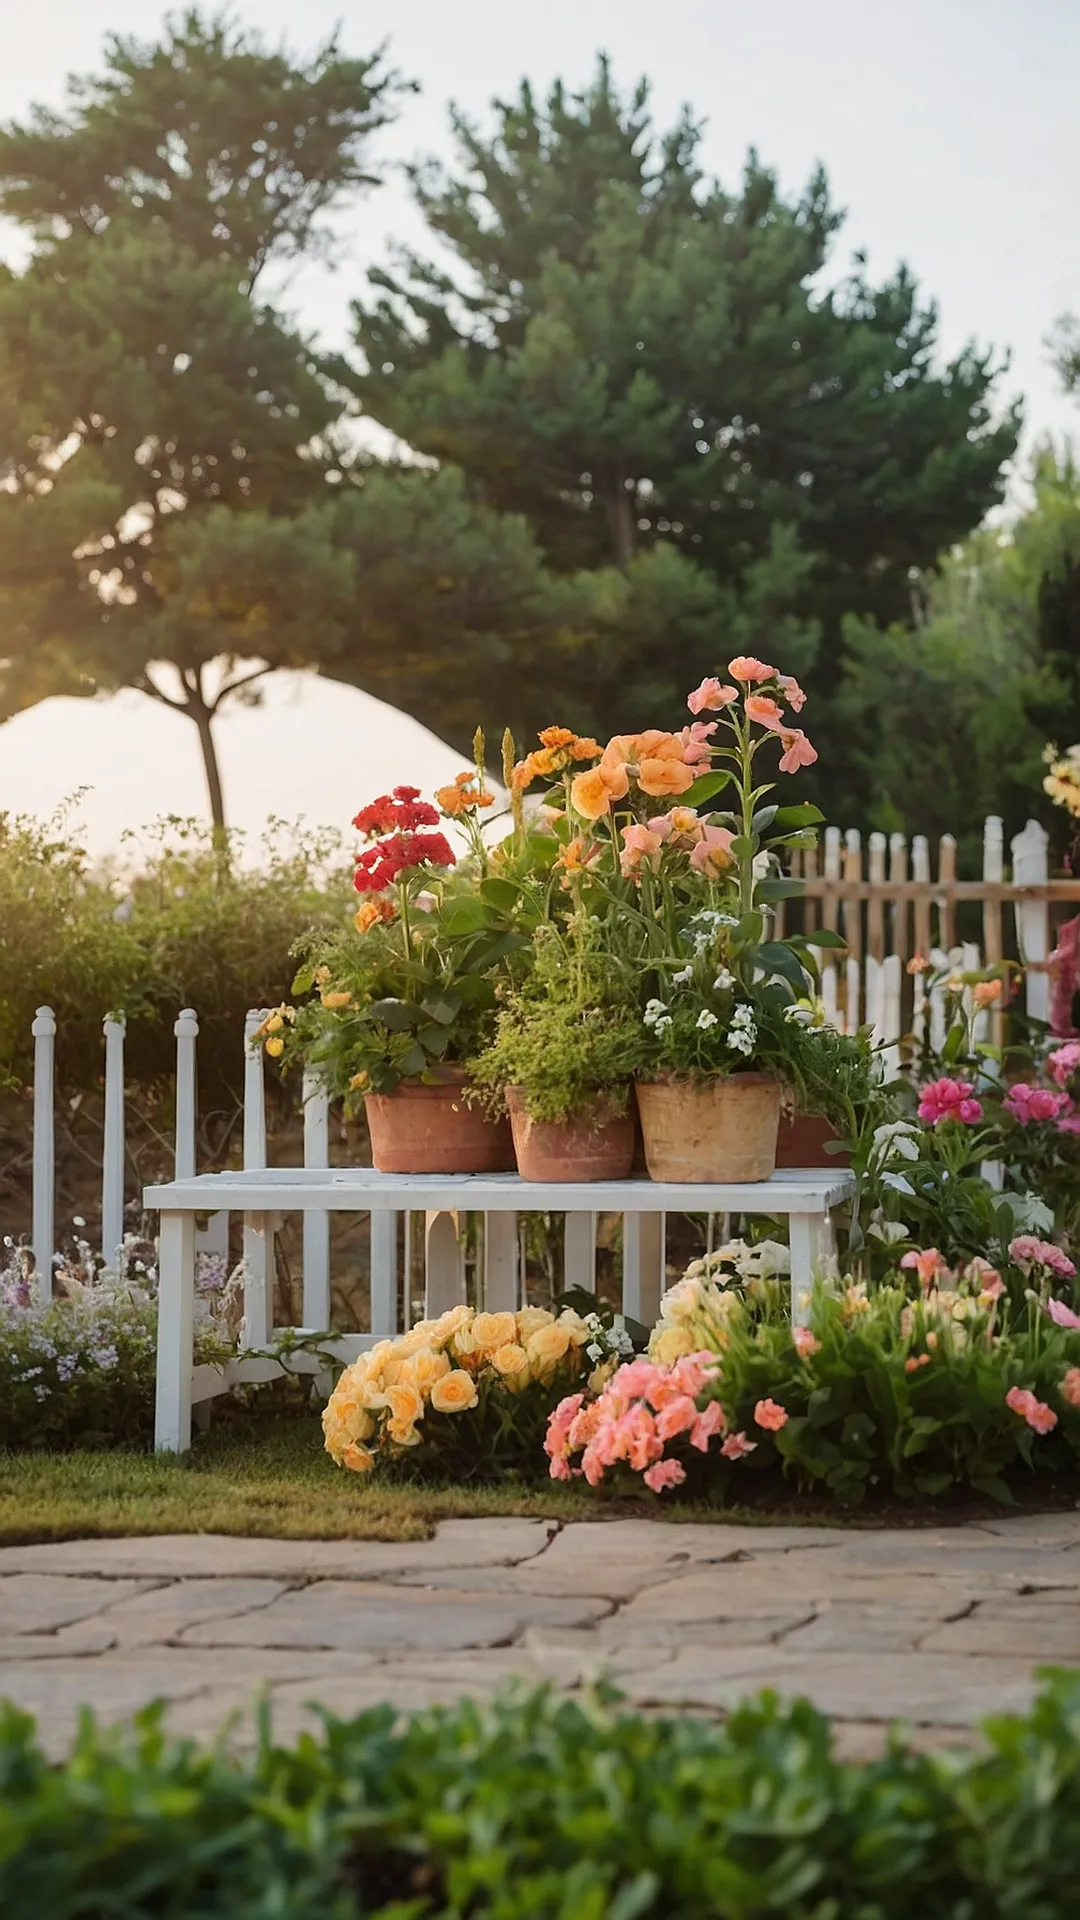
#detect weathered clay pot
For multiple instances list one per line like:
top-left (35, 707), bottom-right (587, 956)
top-left (634, 1073), bottom-right (781, 1183)
top-left (775, 1112), bottom-right (850, 1169)
top-left (506, 1086), bottom-right (636, 1182)
top-left (364, 1072), bottom-right (514, 1174)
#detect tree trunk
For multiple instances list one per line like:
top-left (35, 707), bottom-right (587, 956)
top-left (189, 699), bottom-right (227, 836)
top-left (604, 474), bottom-right (636, 572)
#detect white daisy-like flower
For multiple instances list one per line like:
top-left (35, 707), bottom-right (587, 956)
top-left (672, 965), bottom-right (694, 986)
top-left (713, 969), bottom-right (734, 991)
top-left (696, 1009), bottom-right (719, 1031)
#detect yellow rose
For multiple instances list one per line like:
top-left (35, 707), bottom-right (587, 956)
top-left (471, 1311), bottom-right (518, 1353)
top-left (526, 1323), bottom-right (574, 1375)
top-left (649, 1323), bottom-right (697, 1364)
top-left (452, 1327), bottom-right (479, 1359)
top-left (403, 1347), bottom-right (452, 1396)
top-left (490, 1342), bottom-right (531, 1390)
top-left (320, 990), bottom-right (353, 1009)
top-left (432, 1305), bottom-right (474, 1343)
top-left (386, 1420), bottom-right (423, 1448)
top-left (515, 1306), bottom-right (554, 1342)
top-left (555, 1309), bottom-right (592, 1347)
top-left (341, 1441), bottom-right (375, 1473)
top-left (395, 1323), bottom-right (440, 1359)
top-left (265, 1036), bottom-right (284, 1058)
top-left (385, 1381), bottom-right (424, 1431)
top-left (430, 1369), bottom-right (480, 1414)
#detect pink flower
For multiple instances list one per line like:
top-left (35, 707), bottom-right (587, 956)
top-left (744, 694), bottom-right (786, 731)
top-left (689, 824), bottom-right (735, 877)
top-left (643, 1457), bottom-right (686, 1494)
top-left (655, 1395), bottom-right (700, 1443)
top-left (900, 1247), bottom-right (951, 1289)
top-left (727, 656), bottom-right (775, 685)
top-left (544, 1392), bottom-right (584, 1470)
top-left (1009, 1236), bottom-right (1077, 1279)
top-left (754, 1397), bottom-right (789, 1432)
top-left (1005, 1385), bottom-right (1058, 1435)
top-left (548, 1453), bottom-right (573, 1480)
top-left (678, 721), bottom-right (718, 763)
top-left (777, 728), bottom-right (818, 775)
top-left (918, 1077), bottom-right (983, 1125)
top-left (1057, 1113), bottom-right (1080, 1135)
top-left (690, 1400), bottom-right (727, 1451)
top-left (1004, 1083), bottom-right (1071, 1126)
top-left (623, 1404), bottom-right (665, 1473)
top-left (792, 1327), bottom-right (821, 1357)
top-left (777, 673), bottom-right (807, 712)
top-left (669, 1352), bottom-right (721, 1398)
top-left (1062, 1367), bottom-right (1080, 1407)
top-left (610, 1358), bottom-right (663, 1401)
top-left (721, 1430), bottom-right (757, 1459)
top-left (620, 822), bottom-right (665, 880)
top-left (1047, 1297), bottom-right (1080, 1331)
top-left (687, 678), bottom-right (739, 714)
top-left (1049, 1042), bottom-right (1080, 1088)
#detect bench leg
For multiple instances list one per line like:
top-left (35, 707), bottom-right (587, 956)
top-left (623, 1212), bottom-right (665, 1326)
top-left (242, 1211), bottom-right (272, 1347)
top-left (788, 1213), bottom-right (822, 1327)
top-left (156, 1210), bottom-right (195, 1452)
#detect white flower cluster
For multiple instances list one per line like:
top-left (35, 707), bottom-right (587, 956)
top-left (686, 908), bottom-right (739, 956)
top-left (583, 1311), bottom-right (635, 1364)
top-left (713, 968), bottom-right (734, 991)
top-left (643, 998), bottom-right (672, 1035)
top-left (726, 1003), bottom-right (757, 1055)
top-left (869, 1120), bottom-right (920, 1166)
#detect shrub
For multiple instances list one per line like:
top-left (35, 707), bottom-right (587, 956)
top-left (6, 1677), bottom-right (1080, 1914)
top-left (0, 811), bottom-right (352, 1100)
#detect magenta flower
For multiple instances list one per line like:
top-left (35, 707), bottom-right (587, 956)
top-left (1049, 1042), bottom-right (1080, 1088)
top-left (917, 1077), bottom-right (983, 1125)
top-left (1004, 1083), bottom-right (1072, 1126)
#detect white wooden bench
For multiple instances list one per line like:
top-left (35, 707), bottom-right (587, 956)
top-left (142, 1167), bottom-right (855, 1451)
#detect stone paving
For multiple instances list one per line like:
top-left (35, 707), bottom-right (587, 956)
top-left (2, 1512), bottom-right (1080, 1758)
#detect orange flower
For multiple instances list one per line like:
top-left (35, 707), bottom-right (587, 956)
top-left (907, 953), bottom-right (930, 975)
top-left (513, 730), bottom-right (601, 790)
top-left (512, 747), bottom-right (557, 790)
top-left (355, 897), bottom-right (396, 933)
top-left (652, 806), bottom-right (700, 843)
top-left (620, 822), bottom-right (665, 879)
top-left (538, 726), bottom-right (576, 749)
top-left (556, 835), bottom-right (600, 885)
top-left (728, 656), bottom-right (776, 684)
top-left (777, 673), bottom-right (807, 712)
top-left (571, 741), bottom-right (631, 820)
top-left (973, 979), bottom-right (1003, 1009)
top-left (745, 694), bottom-right (785, 731)
top-left (778, 728), bottom-right (818, 774)
top-left (690, 824), bottom-right (735, 876)
top-left (638, 753), bottom-right (696, 799)
top-left (436, 773), bottom-right (495, 816)
top-left (687, 678), bottom-right (739, 714)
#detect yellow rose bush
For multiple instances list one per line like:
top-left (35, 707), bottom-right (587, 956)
top-left (322, 1303), bottom-right (625, 1481)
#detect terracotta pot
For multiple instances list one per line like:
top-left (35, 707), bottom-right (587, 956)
top-left (364, 1073), bottom-right (514, 1174)
top-left (775, 1112), bottom-right (850, 1169)
top-left (634, 1073), bottom-right (781, 1183)
top-left (506, 1086), bottom-right (636, 1182)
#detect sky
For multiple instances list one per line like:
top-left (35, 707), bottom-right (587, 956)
top-left (1, 0), bottom-right (1077, 851)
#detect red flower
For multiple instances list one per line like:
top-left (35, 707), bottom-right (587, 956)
top-left (352, 789), bottom-right (440, 837)
top-left (353, 830), bottom-right (456, 893)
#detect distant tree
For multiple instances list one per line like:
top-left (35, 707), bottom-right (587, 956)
top-left (345, 59), bottom-right (1020, 767)
top-left (0, 10), bottom-right (402, 829)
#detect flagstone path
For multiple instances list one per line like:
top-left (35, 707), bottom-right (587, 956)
top-left (2, 1511), bottom-right (1079, 1758)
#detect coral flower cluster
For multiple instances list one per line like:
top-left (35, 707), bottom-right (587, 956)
top-left (544, 1352), bottom-right (746, 1493)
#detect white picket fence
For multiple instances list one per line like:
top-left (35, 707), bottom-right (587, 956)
top-left (22, 815), bottom-right (1080, 1301)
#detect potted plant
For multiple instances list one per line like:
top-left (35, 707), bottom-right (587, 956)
top-left (260, 764), bottom-right (529, 1173)
top-left (472, 921), bottom-right (641, 1180)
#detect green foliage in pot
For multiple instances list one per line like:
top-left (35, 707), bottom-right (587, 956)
top-left (473, 921), bottom-right (640, 1125)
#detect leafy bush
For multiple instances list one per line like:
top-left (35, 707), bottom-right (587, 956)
top-left (473, 921), bottom-right (641, 1122)
top-left (0, 811), bottom-right (352, 1099)
top-left (7, 1676), bottom-right (1080, 1915)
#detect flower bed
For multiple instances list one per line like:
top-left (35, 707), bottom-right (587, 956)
top-left (6, 1678), bottom-right (1080, 1914)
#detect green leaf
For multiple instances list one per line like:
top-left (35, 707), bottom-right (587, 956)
top-left (438, 897), bottom-right (492, 935)
top-left (756, 941), bottom-right (809, 991)
top-left (800, 928), bottom-right (847, 949)
top-left (367, 998), bottom-right (419, 1031)
top-left (416, 1024), bottom-right (452, 1056)
top-left (290, 964), bottom-right (316, 995)
top-left (971, 1474), bottom-right (1017, 1506)
top-left (683, 769), bottom-right (733, 807)
top-left (479, 876), bottom-right (521, 912)
top-left (772, 804), bottom-right (826, 829)
top-left (420, 995), bottom-right (459, 1025)
top-left (755, 877), bottom-right (805, 903)
top-left (751, 805), bottom-right (779, 833)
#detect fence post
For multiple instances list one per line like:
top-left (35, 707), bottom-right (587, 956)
top-left (31, 1006), bottom-right (56, 1301)
top-left (101, 1013), bottom-right (126, 1266)
top-left (1012, 819), bottom-right (1051, 1025)
top-left (301, 1067), bottom-right (331, 1328)
top-left (242, 1009), bottom-right (271, 1345)
top-left (173, 1010), bottom-right (199, 1180)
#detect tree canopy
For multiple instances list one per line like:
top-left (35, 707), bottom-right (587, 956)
top-left (0, 10), bottom-right (402, 827)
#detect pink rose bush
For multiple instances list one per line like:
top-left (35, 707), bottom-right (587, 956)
top-left (544, 1352), bottom-right (752, 1495)
top-left (917, 1077), bottom-right (983, 1125)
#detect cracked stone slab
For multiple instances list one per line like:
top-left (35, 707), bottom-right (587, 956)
top-left (632, 1647), bottom-right (1040, 1723)
top-left (523, 1614), bottom-right (809, 1653)
top-left (618, 1564), bottom-right (979, 1622)
top-left (82, 1578), bottom-right (293, 1646)
top-left (0, 1625), bottom-right (118, 1660)
top-left (0, 1573), bottom-right (157, 1633)
top-left (180, 1579), bottom-right (610, 1653)
top-left (778, 1605), bottom-right (956, 1655)
top-left (0, 1519), bottom-right (556, 1582)
top-left (921, 1601), bottom-right (1080, 1660)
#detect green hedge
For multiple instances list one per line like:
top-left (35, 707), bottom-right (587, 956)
top-left (4, 1677), bottom-right (1080, 1915)
top-left (0, 812), bottom-right (352, 1099)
